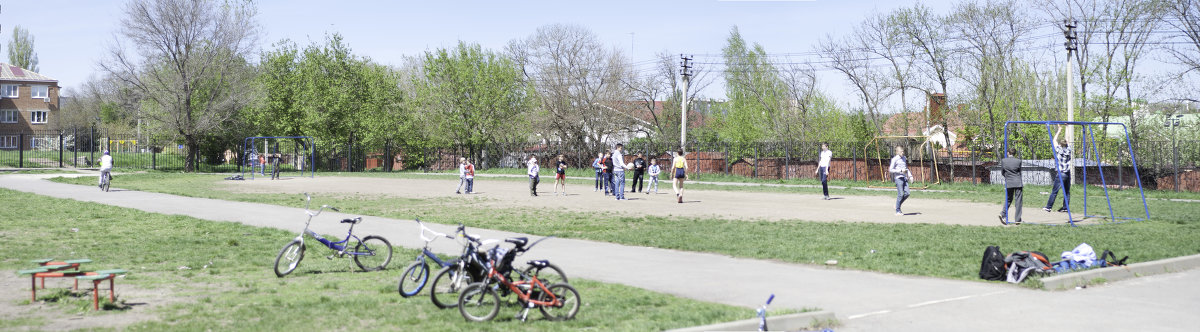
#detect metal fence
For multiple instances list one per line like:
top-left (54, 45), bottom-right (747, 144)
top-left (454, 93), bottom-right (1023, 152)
top-left (5, 128), bottom-right (1197, 192)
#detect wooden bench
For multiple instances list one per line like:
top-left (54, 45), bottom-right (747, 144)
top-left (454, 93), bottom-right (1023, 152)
top-left (17, 259), bottom-right (127, 310)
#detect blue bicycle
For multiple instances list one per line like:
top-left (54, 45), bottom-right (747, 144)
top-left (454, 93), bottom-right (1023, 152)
top-left (273, 194), bottom-right (393, 277)
top-left (398, 219), bottom-right (455, 297)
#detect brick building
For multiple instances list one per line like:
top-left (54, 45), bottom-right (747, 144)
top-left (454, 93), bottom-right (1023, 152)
top-left (0, 63), bottom-right (60, 150)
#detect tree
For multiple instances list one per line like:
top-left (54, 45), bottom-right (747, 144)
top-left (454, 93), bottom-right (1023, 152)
top-left (412, 41), bottom-right (534, 157)
top-left (7, 25), bottom-right (39, 71)
top-left (948, 0), bottom-right (1032, 150)
top-left (508, 24), bottom-right (635, 154)
top-left (721, 26), bottom-right (787, 144)
top-left (623, 52), bottom-right (713, 148)
top-left (819, 33), bottom-right (890, 134)
top-left (99, 0), bottom-right (260, 172)
top-left (1163, 0), bottom-right (1200, 79)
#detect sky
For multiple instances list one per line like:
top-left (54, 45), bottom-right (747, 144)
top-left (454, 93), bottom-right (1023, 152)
top-left (0, 0), bottom-right (964, 97)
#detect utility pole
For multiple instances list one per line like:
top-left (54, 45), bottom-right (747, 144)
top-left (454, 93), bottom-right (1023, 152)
top-left (680, 54), bottom-right (693, 151)
top-left (1064, 19), bottom-right (1078, 145)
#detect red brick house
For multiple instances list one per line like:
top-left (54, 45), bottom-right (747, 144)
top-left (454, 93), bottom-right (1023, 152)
top-left (0, 63), bottom-right (59, 150)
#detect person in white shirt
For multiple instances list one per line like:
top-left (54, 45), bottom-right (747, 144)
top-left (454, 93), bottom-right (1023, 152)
top-left (99, 150), bottom-right (114, 187)
top-left (611, 144), bottom-right (628, 200)
top-left (456, 157), bottom-right (467, 194)
top-left (889, 146), bottom-right (913, 216)
top-left (527, 155), bottom-right (540, 197)
top-left (1045, 125), bottom-right (1072, 213)
top-left (816, 143), bottom-right (833, 200)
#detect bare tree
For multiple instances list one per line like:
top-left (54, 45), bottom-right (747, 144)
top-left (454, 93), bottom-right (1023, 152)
top-left (99, 0), bottom-right (259, 171)
top-left (7, 25), bottom-right (39, 71)
top-left (1038, 0), bottom-right (1104, 124)
top-left (508, 24), bottom-right (635, 153)
top-left (623, 52), bottom-right (712, 147)
top-left (1164, 0), bottom-right (1200, 79)
top-left (776, 60), bottom-right (819, 142)
top-left (818, 34), bottom-right (890, 134)
top-left (859, 11), bottom-right (919, 134)
top-left (948, 0), bottom-right (1033, 149)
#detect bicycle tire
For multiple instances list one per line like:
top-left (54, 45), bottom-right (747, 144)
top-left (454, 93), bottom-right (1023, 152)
top-left (101, 174), bottom-right (110, 192)
top-left (458, 282), bottom-right (500, 322)
top-left (352, 235), bottom-right (393, 271)
top-left (397, 261), bottom-right (429, 297)
top-left (273, 240), bottom-right (305, 277)
top-left (430, 265), bottom-right (475, 309)
top-left (538, 283), bottom-right (581, 321)
top-left (522, 262), bottom-right (568, 286)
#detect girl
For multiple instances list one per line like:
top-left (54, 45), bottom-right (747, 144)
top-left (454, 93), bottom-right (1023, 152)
top-left (553, 154), bottom-right (567, 196)
top-left (889, 146), bottom-right (912, 215)
top-left (672, 149), bottom-right (688, 204)
top-left (647, 158), bottom-right (661, 194)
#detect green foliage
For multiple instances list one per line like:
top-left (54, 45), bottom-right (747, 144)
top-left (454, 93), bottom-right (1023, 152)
top-left (7, 25), bottom-right (39, 72)
top-left (411, 41), bottom-right (534, 148)
top-left (717, 27), bottom-right (783, 145)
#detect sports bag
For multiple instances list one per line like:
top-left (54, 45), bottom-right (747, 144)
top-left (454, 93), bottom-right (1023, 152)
top-left (979, 246), bottom-right (1006, 281)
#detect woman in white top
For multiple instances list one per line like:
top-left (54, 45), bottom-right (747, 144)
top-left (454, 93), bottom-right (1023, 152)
top-left (816, 143), bottom-right (832, 200)
top-left (888, 146), bottom-right (912, 215)
top-left (527, 155), bottom-right (540, 197)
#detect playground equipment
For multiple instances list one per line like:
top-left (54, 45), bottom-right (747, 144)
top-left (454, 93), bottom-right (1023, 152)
top-left (863, 135), bottom-right (945, 189)
top-left (241, 136), bottom-right (314, 179)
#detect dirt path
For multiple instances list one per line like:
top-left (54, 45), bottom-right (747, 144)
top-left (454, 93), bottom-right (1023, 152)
top-left (218, 176), bottom-right (1078, 226)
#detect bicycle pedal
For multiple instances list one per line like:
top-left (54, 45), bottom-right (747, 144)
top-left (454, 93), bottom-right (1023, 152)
top-left (326, 255), bottom-right (335, 260)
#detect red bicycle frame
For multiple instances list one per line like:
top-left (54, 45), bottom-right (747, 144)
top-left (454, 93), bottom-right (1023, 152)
top-left (484, 263), bottom-right (562, 308)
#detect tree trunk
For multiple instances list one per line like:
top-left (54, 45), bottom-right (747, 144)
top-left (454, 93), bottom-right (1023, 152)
top-left (185, 135), bottom-right (199, 173)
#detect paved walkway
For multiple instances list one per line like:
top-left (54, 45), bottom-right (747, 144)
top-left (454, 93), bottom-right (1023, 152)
top-left (1, 173), bottom-right (1196, 331)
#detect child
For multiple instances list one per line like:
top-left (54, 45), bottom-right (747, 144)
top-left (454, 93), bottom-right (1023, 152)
top-left (527, 155), bottom-right (540, 197)
top-left (602, 152), bottom-right (614, 196)
top-left (553, 154), bottom-right (567, 196)
top-left (456, 157), bottom-right (467, 194)
top-left (889, 146), bottom-right (912, 215)
top-left (464, 158), bottom-right (476, 194)
top-left (647, 158), bottom-right (660, 194)
top-left (592, 152), bottom-right (604, 192)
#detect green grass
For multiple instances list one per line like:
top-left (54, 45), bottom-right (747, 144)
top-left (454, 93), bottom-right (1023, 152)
top-left (48, 173), bottom-right (1200, 285)
top-left (0, 187), bottom-right (760, 331)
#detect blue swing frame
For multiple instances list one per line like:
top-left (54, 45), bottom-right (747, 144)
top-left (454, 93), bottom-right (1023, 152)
top-left (241, 136), bottom-right (316, 180)
top-left (1002, 121), bottom-right (1150, 226)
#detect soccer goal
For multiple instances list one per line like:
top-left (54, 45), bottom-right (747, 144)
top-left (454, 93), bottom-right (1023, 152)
top-left (1002, 121), bottom-right (1150, 226)
top-left (241, 136), bottom-right (315, 180)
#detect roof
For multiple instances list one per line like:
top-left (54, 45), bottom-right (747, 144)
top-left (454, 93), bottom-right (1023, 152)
top-left (881, 110), bottom-right (965, 136)
top-left (0, 63), bottom-right (56, 83)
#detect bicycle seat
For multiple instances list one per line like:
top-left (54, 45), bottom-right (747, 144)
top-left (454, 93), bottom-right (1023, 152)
top-left (526, 260), bottom-right (550, 268)
top-left (339, 218), bottom-right (360, 224)
top-left (505, 237), bottom-right (528, 247)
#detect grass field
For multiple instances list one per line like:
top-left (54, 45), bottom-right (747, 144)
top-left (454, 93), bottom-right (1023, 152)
top-left (49, 172), bottom-right (1200, 284)
top-left (0, 187), bottom-right (777, 331)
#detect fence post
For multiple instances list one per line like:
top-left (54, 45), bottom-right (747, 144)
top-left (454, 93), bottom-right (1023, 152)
top-left (724, 142), bottom-right (730, 175)
top-left (753, 144), bottom-right (759, 178)
top-left (152, 147), bottom-right (157, 170)
top-left (18, 133), bottom-right (24, 168)
top-left (385, 140), bottom-right (392, 172)
top-left (73, 127), bottom-right (78, 168)
top-left (853, 145), bottom-right (858, 182)
top-left (971, 148), bottom-right (977, 185)
top-left (1174, 144), bottom-right (1181, 193)
top-left (59, 133), bottom-right (64, 168)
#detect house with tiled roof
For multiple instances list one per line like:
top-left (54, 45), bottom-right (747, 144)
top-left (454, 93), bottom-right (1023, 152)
top-left (0, 63), bottom-right (59, 150)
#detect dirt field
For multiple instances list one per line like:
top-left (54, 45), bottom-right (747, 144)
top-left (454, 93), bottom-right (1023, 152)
top-left (219, 176), bottom-right (1086, 226)
top-left (0, 272), bottom-right (178, 331)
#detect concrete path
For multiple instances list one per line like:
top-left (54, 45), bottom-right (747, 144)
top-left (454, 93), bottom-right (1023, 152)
top-left (2, 173), bottom-right (1196, 331)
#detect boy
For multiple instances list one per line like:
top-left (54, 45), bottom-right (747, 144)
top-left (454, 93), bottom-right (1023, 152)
top-left (99, 150), bottom-right (114, 188)
top-left (456, 157), bottom-right (467, 194)
top-left (553, 154), bottom-right (567, 196)
top-left (602, 152), bottom-right (614, 196)
top-left (1045, 125), bottom-right (1072, 213)
top-left (464, 158), bottom-right (476, 194)
top-left (647, 158), bottom-right (661, 194)
top-left (592, 152), bottom-right (604, 192)
top-left (527, 155), bottom-right (540, 197)
top-left (631, 153), bottom-right (646, 193)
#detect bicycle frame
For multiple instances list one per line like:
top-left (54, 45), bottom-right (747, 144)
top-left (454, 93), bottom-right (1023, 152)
top-left (291, 193), bottom-right (368, 255)
top-left (411, 219), bottom-right (454, 268)
top-left (483, 263), bottom-right (561, 308)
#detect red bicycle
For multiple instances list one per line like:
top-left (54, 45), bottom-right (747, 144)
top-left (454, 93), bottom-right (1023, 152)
top-left (457, 237), bottom-right (580, 322)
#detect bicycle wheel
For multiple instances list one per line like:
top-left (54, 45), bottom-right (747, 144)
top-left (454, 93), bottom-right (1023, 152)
top-left (273, 240), bottom-right (305, 277)
top-left (538, 283), bottom-right (581, 321)
top-left (522, 262), bottom-right (568, 286)
top-left (352, 235), bottom-right (393, 271)
top-left (430, 265), bottom-right (476, 309)
top-left (397, 261), bottom-right (429, 297)
top-left (101, 174), bottom-right (110, 192)
top-left (458, 282), bottom-right (500, 322)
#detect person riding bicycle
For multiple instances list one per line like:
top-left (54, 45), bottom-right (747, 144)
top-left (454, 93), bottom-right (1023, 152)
top-left (99, 150), bottom-right (113, 188)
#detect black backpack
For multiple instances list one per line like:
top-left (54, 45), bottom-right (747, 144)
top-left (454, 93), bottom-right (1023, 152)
top-left (979, 246), bottom-right (1006, 281)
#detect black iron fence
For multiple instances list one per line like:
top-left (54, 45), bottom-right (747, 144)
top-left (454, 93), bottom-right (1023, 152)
top-left (5, 128), bottom-right (1197, 192)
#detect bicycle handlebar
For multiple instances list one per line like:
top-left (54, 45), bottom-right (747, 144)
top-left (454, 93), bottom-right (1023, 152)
top-left (516, 236), bottom-right (556, 253)
top-left (415, 218), bottom-right (450, 243)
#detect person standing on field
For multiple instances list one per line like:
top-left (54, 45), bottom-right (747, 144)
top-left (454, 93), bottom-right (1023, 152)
top-left (1045, 125), bottom-right (1072, 213)
top-left (647, 158), bottom-right (661, 194)
top-left (602, 151), bottom-right (614, 196)
top-left (816, 143), bottom-right (832, 200)
top-left (456, 157), bottom-right (467, 194)
top-left (612, 144), bottom-right (628, 200)
top-left (1000, 148), bottom-right (1023, 225)
top-left (672, 149), bottom-right (688, 203)
top-left (464, 158), bottom-right (476, 194)
top-left (527, 155), bottom-right (540, 197)
top-left (889, 146), bottom-right (912, 216)
top-left (592, 152), bottom-right (604, 192)
top-left (631, 153), bottom-right (646, 193)
top-left (553, 154), bottom-right (567, 196)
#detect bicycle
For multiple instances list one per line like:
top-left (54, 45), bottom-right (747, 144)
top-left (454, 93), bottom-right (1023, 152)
top-left (397, 219), bottom-right (456, 297)
top-left (457, 236), bottom-right (580, 322)
top-left (273, 193), bottom-right (393, 277)
top-left (99, 171), bottom-right (111, 192)
top-left (429, 224), bottom-right (496, 308)
top-left (757, 294), bottom-right (775, 331)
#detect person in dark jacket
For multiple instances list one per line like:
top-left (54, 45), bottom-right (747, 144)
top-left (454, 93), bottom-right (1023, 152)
top-left (630, 153), bottom-right (646, 193)
top-left (602, 152), bottom-right (614, 196)
top-left (1000, 148), bottom-right (1023, 225)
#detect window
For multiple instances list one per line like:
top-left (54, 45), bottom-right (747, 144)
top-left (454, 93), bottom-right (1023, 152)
top-left (0, 136), bottom-right (16, 149)
top-left (0, 109), bottom-right (16, 123)
top-left (30, 111), bottom-right (47, 124)
top-left (31, 85), bottom-right (48, 99)
top-left (0, 85), bottom-right (17, 98)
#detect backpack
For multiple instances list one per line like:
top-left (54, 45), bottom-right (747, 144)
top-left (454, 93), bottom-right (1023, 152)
top-left (979, 246), bottom-right (1006, 281)
top-left (1098, 250), bottom-right (1128, 267)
